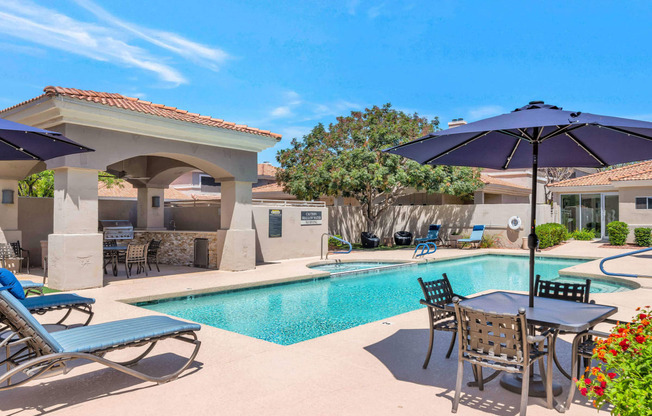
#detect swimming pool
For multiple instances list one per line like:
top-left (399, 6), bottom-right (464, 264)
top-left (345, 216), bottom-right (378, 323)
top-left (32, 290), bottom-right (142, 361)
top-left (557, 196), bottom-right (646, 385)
top-left (135, 255), bottom-right (630, 345)
top-left (308, 261), bottom-right (408, 274)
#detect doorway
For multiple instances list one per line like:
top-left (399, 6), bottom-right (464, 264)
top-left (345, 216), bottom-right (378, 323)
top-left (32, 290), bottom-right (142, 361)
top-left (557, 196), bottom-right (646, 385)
top-left (560, 193), bottom-right (618, 239)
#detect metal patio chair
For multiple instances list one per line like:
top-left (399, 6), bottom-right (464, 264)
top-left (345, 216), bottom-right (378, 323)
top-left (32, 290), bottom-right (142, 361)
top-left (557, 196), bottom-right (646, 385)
top-left (147, 240), bottom-right (162, 272)
top-left (0, 244), bottom-right (20, 274)
top-left (125, 243), bottom-right (148, 278)
top-left (417, 274), bottom-right (466, 368)
top-left (9, 242), bottom-right (29, 275)
top-left (452, 298), bottom-right (554, 415)
top-left (534, 274), bottom-right (591, 379)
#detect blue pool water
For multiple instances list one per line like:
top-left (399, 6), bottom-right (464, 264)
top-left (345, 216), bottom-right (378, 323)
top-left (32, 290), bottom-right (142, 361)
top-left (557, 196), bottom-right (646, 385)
top-left (135, 255), bottom-right (629, 345)
top-left (308, 261), bottom-right (405, 273)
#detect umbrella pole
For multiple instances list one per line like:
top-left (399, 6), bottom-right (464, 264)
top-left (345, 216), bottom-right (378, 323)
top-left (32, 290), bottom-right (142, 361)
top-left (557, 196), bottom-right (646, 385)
top-left (528, 142), bottom-right (539, 308)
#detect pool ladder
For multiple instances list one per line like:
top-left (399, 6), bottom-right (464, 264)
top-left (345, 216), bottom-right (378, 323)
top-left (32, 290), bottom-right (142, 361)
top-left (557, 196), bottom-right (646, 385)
top-left (321, 234), bottom-right (352, 260)
top-left (599, 246), bottom-right (652, 278)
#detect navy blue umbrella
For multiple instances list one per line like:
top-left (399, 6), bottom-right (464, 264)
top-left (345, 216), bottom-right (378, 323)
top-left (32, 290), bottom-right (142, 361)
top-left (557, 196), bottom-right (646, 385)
top-left (0, 118), bottom-right (93, 161)
top-left (386, 101), bottom-right (652, 307)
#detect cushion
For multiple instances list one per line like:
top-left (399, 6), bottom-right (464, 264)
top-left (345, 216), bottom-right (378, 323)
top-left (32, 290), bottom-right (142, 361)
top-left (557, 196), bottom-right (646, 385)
top-left (0, 268), bottom-right (25, 300)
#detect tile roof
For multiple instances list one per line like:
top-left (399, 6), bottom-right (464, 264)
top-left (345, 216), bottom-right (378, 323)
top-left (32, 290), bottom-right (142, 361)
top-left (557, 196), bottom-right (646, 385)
top-left (99, 181), bottom-right (195, 200)
top-left (480, 174), bottom-right (529, 190)
top-left (252, 182), bottom-right (285, 193)
top-left (548, 160), bottom-right (652, 187)
top-left (1, 86), bottom-right (281, 140)
top-left (257, 163), bottom-right (278, 177)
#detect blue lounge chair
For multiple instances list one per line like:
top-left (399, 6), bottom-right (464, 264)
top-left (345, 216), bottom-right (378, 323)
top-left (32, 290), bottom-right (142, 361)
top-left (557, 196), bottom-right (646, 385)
top-left (18, 280), bottom-right (43, 296)
top-left (457, 225), bottom-right (485, 248)
top-left (415, 224), bottom-right (442, 245)
top-left (0, 287), bottom-right (200, 389)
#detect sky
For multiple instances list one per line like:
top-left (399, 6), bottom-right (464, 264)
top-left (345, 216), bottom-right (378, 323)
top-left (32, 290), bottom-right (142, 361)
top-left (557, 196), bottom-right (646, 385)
top-left (1, 1), bottom-right (652, 165)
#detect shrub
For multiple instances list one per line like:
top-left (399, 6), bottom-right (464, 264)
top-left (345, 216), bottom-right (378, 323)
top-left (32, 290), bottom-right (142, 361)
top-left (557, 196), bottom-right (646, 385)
top-left (634, 227), bottom-right (652, 247)
top-left (479, 234), bottom-right (500, 248)
top-left (576, 306), bottom-right (652, 415)
top-left (571, 228), bottom-right (597, 241)
top-left (328, 235), bottom-right (346, 250)
top-left (535, 223), bottom-right (569, 249)
top-left (607, 221), bottom-right (629, 246)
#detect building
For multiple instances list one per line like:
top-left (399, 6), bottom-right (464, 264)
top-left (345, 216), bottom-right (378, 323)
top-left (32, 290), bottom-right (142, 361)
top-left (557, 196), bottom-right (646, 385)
top-left (549, 160), bottom-right (652, 240)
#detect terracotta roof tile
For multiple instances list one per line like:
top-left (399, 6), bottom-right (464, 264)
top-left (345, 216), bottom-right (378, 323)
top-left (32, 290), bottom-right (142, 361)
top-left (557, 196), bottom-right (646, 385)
top-left (98, 181), bottom-right (193, 200)
top-left (549, 160), bottom-right (652, 187)
top-left (480, 174), bottom-right (529, 189)
top-left (252, 182), bottom-right (285, 193)
top-left (257, 163), bottom-right (278, 177)
top-left (0, 86), bottom-right (282, 140)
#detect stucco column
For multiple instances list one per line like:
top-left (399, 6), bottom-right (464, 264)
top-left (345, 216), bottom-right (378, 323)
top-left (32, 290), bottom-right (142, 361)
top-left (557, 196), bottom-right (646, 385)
top-left (48, 167), bottom-right (103, 290)
top-left (215, 180), bottom-right (255, 270)
top-left (0, 179), bottom-right (21, 245)
top-left (137, 187), bottom-right (165, 230)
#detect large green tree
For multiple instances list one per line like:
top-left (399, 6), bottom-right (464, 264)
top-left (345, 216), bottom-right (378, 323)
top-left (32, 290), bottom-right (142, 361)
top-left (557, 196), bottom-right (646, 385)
top-left (18, 171), bottom-right (123, 197)
top-left (276, 104), bottom-right (482, 232)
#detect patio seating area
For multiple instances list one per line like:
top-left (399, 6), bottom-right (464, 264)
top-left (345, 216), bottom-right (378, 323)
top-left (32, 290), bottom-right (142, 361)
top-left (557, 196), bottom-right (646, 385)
top-left (0, 241), bottom-right (649, 415)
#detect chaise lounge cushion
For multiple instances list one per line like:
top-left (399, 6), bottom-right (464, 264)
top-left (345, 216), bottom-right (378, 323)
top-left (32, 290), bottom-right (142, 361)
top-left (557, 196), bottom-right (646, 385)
top-left (21, 293), bottom-right (95, 311)
top-left (52, 316), bottom-right (201, 353)
top-left (19, 280), bottom-right (44, 291)
top-left (0, 268), bottom-right (25, 300)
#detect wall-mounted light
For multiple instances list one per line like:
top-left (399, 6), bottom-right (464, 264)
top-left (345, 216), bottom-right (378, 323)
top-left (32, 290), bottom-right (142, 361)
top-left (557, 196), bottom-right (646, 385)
top-left (152, 196), bottom-right (160, 208)
top-left (2, 190), bottom-right (14, 204)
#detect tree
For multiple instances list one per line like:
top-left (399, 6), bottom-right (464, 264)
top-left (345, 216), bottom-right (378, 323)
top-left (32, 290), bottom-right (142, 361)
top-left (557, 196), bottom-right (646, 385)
top-left (18, 170), bottom-right (123, 197)
top-left (276, 104), bottom-right (482, 232)
top-left (541, 167), bottom-right (575, 205)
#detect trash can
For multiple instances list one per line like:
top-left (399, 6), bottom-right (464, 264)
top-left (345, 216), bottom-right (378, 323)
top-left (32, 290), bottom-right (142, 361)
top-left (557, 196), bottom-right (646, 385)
top-left (194, 238), bottom-right (209, 268)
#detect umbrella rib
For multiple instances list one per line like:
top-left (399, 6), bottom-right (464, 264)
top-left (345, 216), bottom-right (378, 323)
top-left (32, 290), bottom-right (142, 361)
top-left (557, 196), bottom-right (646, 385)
top-left (538, 123), bottom-right (586, 143)
top-left (564, 131), bottom-right (607, 166)
top-left (593, 125), bottom-right (652, 143)
top-left (0, 136), bottom-right (41, 160)
top-left (423, 131), bottom-right (491, 164)
top-left (502, 139), bottom-right (521, 170)
top-left (31, 132), bottom-right (95, 151)
top-left (496, 129), bottom-right (529, 141)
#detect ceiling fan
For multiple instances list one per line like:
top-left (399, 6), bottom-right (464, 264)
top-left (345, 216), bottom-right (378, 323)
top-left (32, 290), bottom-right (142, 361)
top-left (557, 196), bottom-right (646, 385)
top-left (110, 160), bottom-right (150, 181)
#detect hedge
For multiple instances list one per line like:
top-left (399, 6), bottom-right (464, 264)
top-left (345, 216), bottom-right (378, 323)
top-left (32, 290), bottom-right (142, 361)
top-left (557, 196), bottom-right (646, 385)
top-left (634, 227), bottom-right (652, 247)
top-left (607, 221), bottom-right (629, 246)
top-left (571, 228), bottom-right (596, 241)
top-left (536, 223), bottom-right (569, 249)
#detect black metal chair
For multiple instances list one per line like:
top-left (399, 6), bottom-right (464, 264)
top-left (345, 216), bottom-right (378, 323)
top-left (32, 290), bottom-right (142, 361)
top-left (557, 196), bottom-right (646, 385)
top-left (393, 231), bottom-right (413, 246)
top-left (452, 298), bottom-right (555, 415)
top-left (417, 274), bottom-right (466, 368)
top-left (9, 242), bottom-right (29, 275)
top-left (147, 239), bottom-right (162, 272)
top-left (534, 274), bottom-right (592, 379)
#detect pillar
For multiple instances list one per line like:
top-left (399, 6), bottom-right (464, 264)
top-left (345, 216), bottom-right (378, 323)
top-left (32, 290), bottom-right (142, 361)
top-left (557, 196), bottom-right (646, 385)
top-left (215, 180), bottom-right (255, 270)
top-left (0, 179), bottom-right (21, 244)
top-left (137, 187), bottom-right (165, 230)
top-left (48, 167), bottom-right (103, 290)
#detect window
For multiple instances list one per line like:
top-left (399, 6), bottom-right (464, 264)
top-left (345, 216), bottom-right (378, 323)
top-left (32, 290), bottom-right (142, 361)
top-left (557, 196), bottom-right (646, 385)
top-left (200, 175), bottom-right (220, 193)
top-left (635, 197), bottom-right (652, 210)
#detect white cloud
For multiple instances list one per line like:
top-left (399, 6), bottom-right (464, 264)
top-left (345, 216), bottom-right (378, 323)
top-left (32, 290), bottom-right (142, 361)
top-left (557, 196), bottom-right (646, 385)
top-left (0, 0), bottom-right (229, 85)
top-left (346, 0), bottom-right (360, 15)
top-left (467, 105), bottom-right (506, 121)
top-left (270, 106), bottom-right (293, 118)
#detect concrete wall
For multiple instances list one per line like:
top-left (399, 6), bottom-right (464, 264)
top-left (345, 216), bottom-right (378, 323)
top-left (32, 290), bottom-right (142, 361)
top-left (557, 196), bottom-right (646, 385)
top-left (17, 197), bottom-right (53, 267)
top-left (99, 199), bottom-right (137, 224)
top-left (165, 206), bottom-right (220, 231)
top-left (252, 205), bottom-right (328, 262)
top-left (329, 203), bottom-right (553, 249)
top-left (618, 187), bottom-right (652, 228)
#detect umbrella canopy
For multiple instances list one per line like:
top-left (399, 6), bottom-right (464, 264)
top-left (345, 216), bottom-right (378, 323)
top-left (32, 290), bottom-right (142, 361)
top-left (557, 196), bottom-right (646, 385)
top-left (0, 118), bottom-right (93, 161)
top-left (386, 101), bottom-right (652, 307)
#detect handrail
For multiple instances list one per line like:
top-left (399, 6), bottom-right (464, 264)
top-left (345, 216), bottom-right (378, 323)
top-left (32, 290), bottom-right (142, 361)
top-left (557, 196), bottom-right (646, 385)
top-left (413, 242), bottom-right (437, 258)
top-left (321, 234), bottom-right (352, 260)
top-left (599, 246), bottom-right (652, 278)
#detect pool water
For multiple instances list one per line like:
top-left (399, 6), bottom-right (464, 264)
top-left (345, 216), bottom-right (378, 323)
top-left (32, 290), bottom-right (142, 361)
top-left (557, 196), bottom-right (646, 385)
top-left (308, 262), bottom-right (404, 273)
top-left (135, 255), bottom-right (629, 345)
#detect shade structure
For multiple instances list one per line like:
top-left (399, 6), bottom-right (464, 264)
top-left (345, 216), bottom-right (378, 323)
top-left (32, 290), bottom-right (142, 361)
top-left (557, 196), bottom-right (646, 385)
top-left (0, 118), bottom-right (93, 161)
top-left (386, 101), bottom-right (652, 307)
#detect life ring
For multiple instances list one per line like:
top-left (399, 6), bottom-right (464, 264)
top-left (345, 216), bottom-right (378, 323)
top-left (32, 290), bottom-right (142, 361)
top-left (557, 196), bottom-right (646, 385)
top-left (508, 216), bottom-right (522, 230)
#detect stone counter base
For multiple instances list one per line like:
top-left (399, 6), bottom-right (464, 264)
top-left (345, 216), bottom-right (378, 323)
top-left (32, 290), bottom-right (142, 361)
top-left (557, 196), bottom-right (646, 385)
top-left (133, 231), bottom-right (218, 268)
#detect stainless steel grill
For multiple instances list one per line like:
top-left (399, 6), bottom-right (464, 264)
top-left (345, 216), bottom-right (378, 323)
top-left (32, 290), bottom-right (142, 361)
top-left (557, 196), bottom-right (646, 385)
top-left (100, 220), bottom-right (134, 241)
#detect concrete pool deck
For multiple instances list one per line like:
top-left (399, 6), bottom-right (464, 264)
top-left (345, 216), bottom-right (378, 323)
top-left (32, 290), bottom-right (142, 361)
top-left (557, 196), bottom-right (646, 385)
top-left (1, 240), bottom-right (651, 415)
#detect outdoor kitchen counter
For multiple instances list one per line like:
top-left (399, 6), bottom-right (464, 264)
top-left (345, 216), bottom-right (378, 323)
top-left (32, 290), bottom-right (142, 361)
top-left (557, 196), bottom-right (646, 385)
top-left (132, 230), bottom-right (219, 268)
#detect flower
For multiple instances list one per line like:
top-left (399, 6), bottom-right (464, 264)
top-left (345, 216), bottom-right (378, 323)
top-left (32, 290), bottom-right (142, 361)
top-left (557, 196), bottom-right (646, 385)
top-left (600, 381), bottom-right (607, 389)
top-left (619, 339), bottom-right (630, 351)
top-left (608, 372), bottom-right (617, 380)
top-left (639, 313), bottom-right (648, 320)
top-left (636, 335), bottom-right (646, 344)
top-left (580, 387), bottom-right (588, 396)
top-left (609, 349), bottom-right (618, 356)
top-left (585, 378), bottom-right (592, 386)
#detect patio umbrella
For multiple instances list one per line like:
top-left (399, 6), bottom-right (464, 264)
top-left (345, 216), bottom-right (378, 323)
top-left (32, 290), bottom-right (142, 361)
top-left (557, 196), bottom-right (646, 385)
top-left (385, 101), bottom-right (652, 307)
top-left (0, 118), bottom-right (93, 160)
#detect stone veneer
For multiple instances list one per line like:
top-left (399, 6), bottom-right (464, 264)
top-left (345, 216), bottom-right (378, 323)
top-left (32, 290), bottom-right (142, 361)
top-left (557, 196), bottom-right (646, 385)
top-left (132, 231), bottom-right (219, 268)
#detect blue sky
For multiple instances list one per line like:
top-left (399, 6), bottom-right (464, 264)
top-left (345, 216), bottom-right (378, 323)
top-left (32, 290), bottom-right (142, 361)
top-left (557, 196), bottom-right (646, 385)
top-left (1, 1), bottom-right (652, 165)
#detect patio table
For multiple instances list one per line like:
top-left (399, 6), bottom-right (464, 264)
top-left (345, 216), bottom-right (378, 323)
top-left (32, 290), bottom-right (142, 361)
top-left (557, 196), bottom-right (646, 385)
top-left (445, 291), bottom-right (617, 412)
top-left (103, 245), bottom-right (127, 277)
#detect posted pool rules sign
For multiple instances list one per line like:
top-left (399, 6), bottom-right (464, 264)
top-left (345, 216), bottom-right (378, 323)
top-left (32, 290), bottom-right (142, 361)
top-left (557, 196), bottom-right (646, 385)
top-left (301, 211), bottom-right (322, 226)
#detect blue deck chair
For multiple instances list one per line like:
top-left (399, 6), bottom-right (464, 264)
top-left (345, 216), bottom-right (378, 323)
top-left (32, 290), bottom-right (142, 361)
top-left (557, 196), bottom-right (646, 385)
top-left (19, 280), bottom-right (43, 296)
top-left (457, 225), bottom-right (485, 248)
top-left (0, 287), bottom-right (200, 390)
top-left (415, 224), bottom-right (442, 245)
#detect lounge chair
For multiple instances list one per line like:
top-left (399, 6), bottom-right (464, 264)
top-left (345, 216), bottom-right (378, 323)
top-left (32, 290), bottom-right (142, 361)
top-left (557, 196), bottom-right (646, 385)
top-left (415, 224), bottom-right (442, 246)
top-left (18, 280), bottom-right (44, 296)
top-left (457, 225), bottom-right (485, 248)
top-left (0, 286), bottom-right (201, 390)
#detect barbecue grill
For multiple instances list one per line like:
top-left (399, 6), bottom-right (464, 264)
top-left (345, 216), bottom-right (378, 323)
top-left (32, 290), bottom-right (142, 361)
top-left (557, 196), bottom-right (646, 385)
top-left (99, 220), bottom-right (134, 241)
